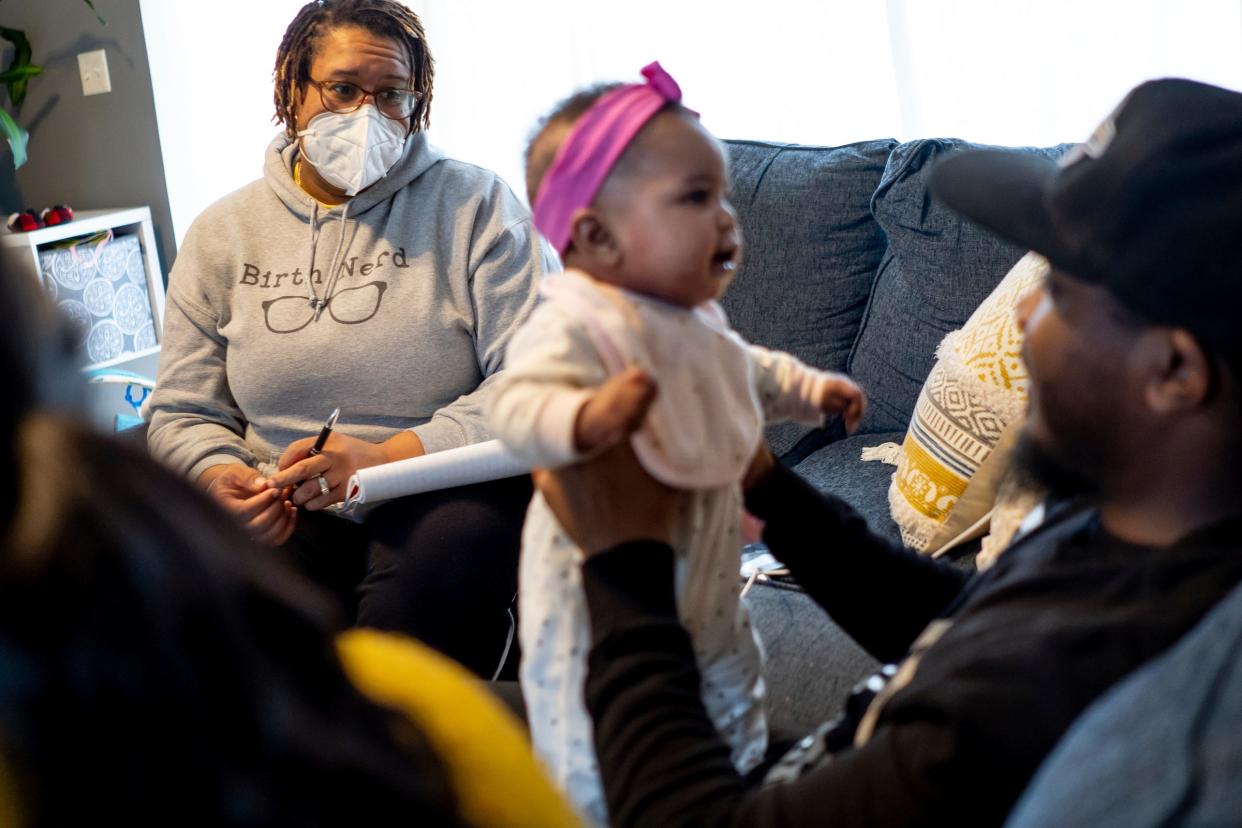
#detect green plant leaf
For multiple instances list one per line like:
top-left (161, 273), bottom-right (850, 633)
top-left (0, 26), bottom-right (39, 107)
top-left (0, 65), bottom-right (44, 85)
top-left (0, 5), bottom-right (102, 170)
top-left (0, 27), bottom-right (35, 67)
top-left (0, 107), bottom-right (29, 169)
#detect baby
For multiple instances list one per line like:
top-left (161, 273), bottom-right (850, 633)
top-left (488, 62), bottom-right (865, 825)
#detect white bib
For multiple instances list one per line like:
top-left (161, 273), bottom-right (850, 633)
top-left (542, 270), bottom-right (762, 489)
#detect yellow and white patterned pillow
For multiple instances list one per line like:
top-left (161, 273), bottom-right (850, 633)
top-left (886, 251), bottom-right (1047, 554)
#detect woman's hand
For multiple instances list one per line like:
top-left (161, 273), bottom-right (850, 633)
top-left (199, 463), bottom-right (297, 546)
top-left (265, 430), bottom-right (425, 510)
top-left (535, 440), bottom-right (682, 555)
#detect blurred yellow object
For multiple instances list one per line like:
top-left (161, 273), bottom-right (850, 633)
top-left (337, 628), bottom-right (582, 828)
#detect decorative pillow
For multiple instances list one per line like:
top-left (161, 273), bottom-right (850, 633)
top-left (876, 251), bottom-right (1048, 554)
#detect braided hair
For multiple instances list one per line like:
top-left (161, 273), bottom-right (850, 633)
top-left (273, 0), bottom-right (434, 139)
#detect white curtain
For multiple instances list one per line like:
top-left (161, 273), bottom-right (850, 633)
top-left (419, 0), bottom-right (904, 197)
top-left (885, 0), bottom-right (1242, 146)
top-left (421, 0), bottom-right (1242, 199)
top-left (139, 0), bottom-right (309, 245)
top-left (142, 0), bottom-right (1242, 244)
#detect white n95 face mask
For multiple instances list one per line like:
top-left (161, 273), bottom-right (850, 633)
top-left (298, 106), bottom-right (407, 196)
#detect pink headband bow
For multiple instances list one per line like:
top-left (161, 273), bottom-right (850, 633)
top-left (532, 61), bottom-right (688, 255)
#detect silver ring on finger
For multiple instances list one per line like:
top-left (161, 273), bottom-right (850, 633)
top-left (316, 474), bottom-right (331, 497)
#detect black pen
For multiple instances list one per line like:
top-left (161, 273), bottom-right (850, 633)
top-left (308, 407), bottom-right (340, 456)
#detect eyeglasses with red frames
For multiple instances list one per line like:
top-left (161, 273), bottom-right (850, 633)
top-left (308, 78), bottom-right (422, 120)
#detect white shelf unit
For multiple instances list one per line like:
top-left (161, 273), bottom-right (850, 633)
top-left (0, 207), bottom-right (166, 429)
top-left (1, 207), bottom-right (166, 367)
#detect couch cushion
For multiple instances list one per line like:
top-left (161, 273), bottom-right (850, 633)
top-left (792, 431), bottom-right (981, 569)
top-left (849, 139), bottom-right (1072, 434)
top-left (746, 583), bottom-right (879, 736)
top-left (793, 431), bottom-right (907, 545)
top-left (723, 139), bottom-right (896, 453)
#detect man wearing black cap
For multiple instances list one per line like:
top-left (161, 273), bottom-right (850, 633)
top-left (530, 78), bottom-right (1242, 827)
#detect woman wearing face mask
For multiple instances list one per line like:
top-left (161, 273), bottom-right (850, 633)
top-left (147, 0), bottom-right (556, 679)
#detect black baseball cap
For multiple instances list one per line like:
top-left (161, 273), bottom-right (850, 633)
top-left (929, 78), bottom-right (1242, 363)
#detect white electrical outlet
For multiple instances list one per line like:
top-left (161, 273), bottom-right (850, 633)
top-left (78, 49), bottom-right (112, 96)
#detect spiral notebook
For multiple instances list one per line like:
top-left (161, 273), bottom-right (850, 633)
top-left (335, 440), bottom-right (530, 520)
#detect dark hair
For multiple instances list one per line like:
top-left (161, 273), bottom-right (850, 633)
top-left (1, 420), bottom-right (464, 823)
top-left (523, 83), bottom-right (622, 205)
top-left (0, 271), bottom-right (461, 824)
top-left (273, 0), bottom-right (435, 139)
top-left (0, 262), bottom-right (83, 532)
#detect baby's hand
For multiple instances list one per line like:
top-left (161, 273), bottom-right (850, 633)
top-left (816, 373), bottom-right (867, 434)
top-left (574, 367), bottom-right (658, 453)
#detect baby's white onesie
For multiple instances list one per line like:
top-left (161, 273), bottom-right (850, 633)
top-left (489, 269), bottom-right (836, 826)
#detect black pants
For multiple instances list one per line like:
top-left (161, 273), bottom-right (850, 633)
top-left (284, 474), bottom-right (532, 679)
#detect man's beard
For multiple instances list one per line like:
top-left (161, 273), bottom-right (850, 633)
top-left (1011, 428), bottom-right (1100, 503)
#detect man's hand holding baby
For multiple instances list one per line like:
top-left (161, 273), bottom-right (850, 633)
top-left (573, 366), bottom-right (658, 453)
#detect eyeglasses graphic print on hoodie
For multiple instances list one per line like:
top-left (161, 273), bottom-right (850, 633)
top-left (261, 280), bottom-right (388, 334)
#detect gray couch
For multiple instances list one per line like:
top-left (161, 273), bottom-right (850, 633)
top-left (721, 137), bottom-right (1067, 734)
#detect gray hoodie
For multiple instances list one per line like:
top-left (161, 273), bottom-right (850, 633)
top-left (148, 133), bottom-right (554, 482)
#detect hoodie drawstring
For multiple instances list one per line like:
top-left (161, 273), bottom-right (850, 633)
top-left (305, 198), bottom-right (352, 322)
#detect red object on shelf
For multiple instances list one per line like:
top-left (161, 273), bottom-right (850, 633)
top-left (7, 209), bottom-right (44, 232)
top-left (40, 205), bottom-right (75, 226)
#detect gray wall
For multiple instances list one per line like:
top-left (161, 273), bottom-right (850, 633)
top-left (0, 0), bottom-right (175, 274)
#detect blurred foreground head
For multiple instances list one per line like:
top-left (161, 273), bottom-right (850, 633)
top-left (0, 269), bottom-right (458, 824)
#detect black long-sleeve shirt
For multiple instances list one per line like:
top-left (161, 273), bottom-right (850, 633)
top-left (582, 463), bottom-right (1242, 827)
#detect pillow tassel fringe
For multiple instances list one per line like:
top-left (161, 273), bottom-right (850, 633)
top-left (860, 442), bottom-right (902, 466)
